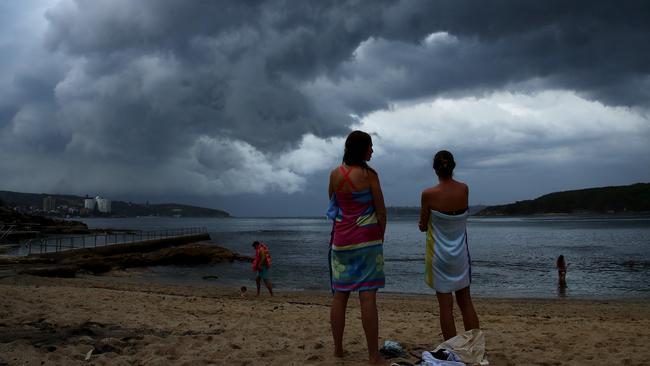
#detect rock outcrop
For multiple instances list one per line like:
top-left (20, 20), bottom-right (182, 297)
top-left (1, 242), bottom-right (251, 278)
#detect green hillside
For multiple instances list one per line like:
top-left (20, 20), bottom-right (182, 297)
top-left (476, 183), bottom-right (650, 216)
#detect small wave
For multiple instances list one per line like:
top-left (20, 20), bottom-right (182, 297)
top-left (229, 229), bottom-right (320, 235)
top-left (258, 229), bottom-right (301, 234)
top-left (522, 217), bottom-right (650, 223)
top-left (618, 260), bottom-right (650, 269)
top-left (384, 257), bottom-right (422, 263)
top-left (472, 260), bottom-right (550, 272)
top-left (569, 245), bottom-right (609, 251)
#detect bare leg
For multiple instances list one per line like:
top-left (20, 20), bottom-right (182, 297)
top-left (256, 276), bottom-right (261, 296)
top-left (436, 292), bottom-right (457, 340)
top-left (264, 279), bottom-right (273, 296)
top-left (455, 287), bottom-right (480, 331)
top-left (330, 291), bottom-right (350, 358)
top-left (359, 290), bottom-right (381, 364)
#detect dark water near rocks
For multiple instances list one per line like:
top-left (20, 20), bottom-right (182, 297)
top-left (80, 216), bottom-right (650, 299)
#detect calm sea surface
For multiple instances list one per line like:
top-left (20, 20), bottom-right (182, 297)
top-left (80, 216), bottom-right (650, 299)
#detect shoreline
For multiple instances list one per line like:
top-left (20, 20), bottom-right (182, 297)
top-left (123, 265), bottom-right (650, 302)
top-left (1, 272), bottom-right (649, 365)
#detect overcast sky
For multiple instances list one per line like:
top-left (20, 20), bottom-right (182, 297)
top-left (1, 1), bottom-right (649, 216)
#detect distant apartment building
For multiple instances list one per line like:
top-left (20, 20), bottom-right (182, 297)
top-left (95, 196), bottom-right (112, 213)
top-left (83, 195), bottom-right (112, 214)
top-left (43, 196), bottom-right (56, 212)
top-left (84, 198), bottom-right (96, 211)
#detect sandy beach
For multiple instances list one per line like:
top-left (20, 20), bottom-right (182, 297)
top-left (0, 272), bottom-right (648, 366)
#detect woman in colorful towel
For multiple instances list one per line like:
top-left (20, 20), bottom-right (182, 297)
top-left (328, 130), bottom-right (386, 364)
top-left (419, 150), bottom-right (480, 340)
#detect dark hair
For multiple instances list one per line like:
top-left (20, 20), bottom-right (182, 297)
top-left (252, 241), bottom-right (260, 247)
top-left (557, 255), bottom-right (566, 267)
top-left (343, 130), bottom-right (375, 173)
top-left (433, 150), bottom-right (456, 178)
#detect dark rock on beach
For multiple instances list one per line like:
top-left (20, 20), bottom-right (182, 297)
top-left (1, 241), bottom-right (251, 278)
top-left (20, 266), bottom-right (79, 278)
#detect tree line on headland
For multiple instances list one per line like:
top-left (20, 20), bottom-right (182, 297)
top-left (386, 183), bottom-right (649, 217)
top-left (475, 183), bottom-right (650, 216)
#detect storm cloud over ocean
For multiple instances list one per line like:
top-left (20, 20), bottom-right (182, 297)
top-left (1, 1), bottom-right (649, 215)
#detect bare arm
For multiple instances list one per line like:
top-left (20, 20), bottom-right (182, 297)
top-left (328, 170), bottom-right (335, 198)
top-left (369, 171), bottom-right (387, 239)
top-left (418, 190), bottom-right (430, 232)
top-left (254, 248), bottom-right (262, 270)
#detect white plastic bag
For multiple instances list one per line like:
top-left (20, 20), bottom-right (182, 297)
top-left (433, 329), bottom-right (486, 365)
top-left (421, 349), bottom-right (465, 366)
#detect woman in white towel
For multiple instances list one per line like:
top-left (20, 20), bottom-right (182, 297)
top-left (419, 150), bottom-right (480, 340)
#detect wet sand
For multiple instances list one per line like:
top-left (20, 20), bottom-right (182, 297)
top-left (0, 273), bottom-right (649, 365)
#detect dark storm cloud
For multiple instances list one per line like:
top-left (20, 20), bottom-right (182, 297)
top-left (38, 0), bottom-right (393, 155)
top-left (1, 0), bottom-right (649, 210)
top-left (14, 0), bottom-right (650, 155)
top-left (315, 0), bottom-right (650, 116)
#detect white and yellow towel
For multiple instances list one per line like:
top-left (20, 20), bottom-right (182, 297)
top-left (425, 210), bottom-right (471, 293)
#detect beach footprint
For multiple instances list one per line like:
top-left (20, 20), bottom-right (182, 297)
top-left (306, 354), bottom-right (322, 362)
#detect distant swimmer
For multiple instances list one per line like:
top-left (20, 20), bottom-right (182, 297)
top-left (556, 255), bottom-right (568, 288)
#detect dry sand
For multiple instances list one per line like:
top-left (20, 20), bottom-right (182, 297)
top-left (0, 273), bottom-right (649, 366)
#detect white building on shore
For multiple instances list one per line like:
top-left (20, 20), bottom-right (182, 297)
top-left (84, 198), bottom-right (96, 210)
top-left (83, 195), bottom-right (111, 213)
top-left (95, 196), bottom-right (111, 213)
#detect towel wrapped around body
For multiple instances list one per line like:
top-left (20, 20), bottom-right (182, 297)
top-left (330, 188), bottom-right (385, 292)
top-left (425, 210), bottom-right (471, 293)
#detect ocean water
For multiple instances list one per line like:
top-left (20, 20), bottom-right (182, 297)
top-left (80, 216), bottom-right (650, 299)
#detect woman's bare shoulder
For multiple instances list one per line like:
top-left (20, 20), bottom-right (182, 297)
top-left (452, 179), bottom-right (469, 192)
top-left (421, 185), bottom-right (441, 197)
top-left (452, 178), bottom-right (467, 186)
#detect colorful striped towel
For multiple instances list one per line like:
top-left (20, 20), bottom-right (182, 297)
top-left (330, 188), bottom-right (385, 292)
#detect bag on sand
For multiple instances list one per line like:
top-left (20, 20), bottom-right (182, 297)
top-left (432, 329), bottom-right (487, 365)
top-left (421, 349), bottom-right (465, 366)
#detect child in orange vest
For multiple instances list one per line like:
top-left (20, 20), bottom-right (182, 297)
top-left (252, 241), bottom-right (273, 296)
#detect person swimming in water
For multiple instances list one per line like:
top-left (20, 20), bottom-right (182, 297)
top-left (556, 255), bottom-right (568, 288)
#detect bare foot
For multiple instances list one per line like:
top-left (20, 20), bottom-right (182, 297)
top-left (334, 349), bottom-right (345, 358)
top-left (368, 354), bottom-right (384, 365)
